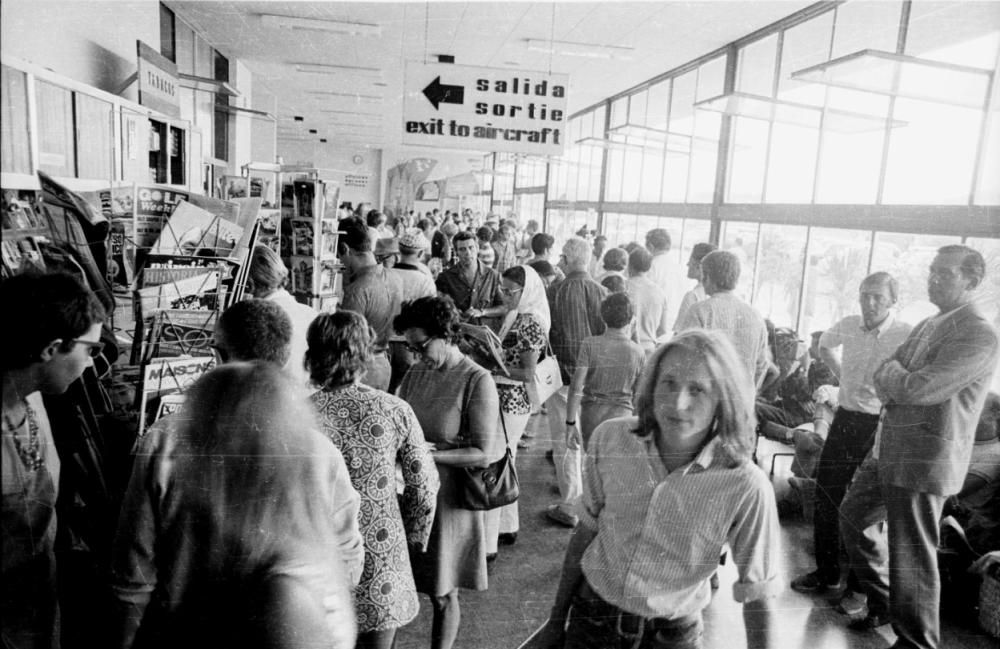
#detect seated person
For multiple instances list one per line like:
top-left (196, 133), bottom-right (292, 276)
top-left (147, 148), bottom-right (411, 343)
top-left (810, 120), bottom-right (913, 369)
top-left (938, 392), bottom-right (1000, 622)
top-left (758, 327), bottom-right (838, 442)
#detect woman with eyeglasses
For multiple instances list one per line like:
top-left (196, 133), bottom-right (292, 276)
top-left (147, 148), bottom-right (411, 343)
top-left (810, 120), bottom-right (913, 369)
top-left (2, 272), bottom-right (105, 649)
top-left (526, 330), bottom-right (780, 649)
top-left (486, 265), bottom-right (550, 554)
top-left (393, 296), bottom-right (502, 649)
top-left (306, 311), bottom-right (440, 649)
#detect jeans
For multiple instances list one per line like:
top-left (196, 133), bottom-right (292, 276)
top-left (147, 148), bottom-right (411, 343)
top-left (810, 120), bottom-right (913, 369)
top-left (563, 582), bottom-right (703, 649)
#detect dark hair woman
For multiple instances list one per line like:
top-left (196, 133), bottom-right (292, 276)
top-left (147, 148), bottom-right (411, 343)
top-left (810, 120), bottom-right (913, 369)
top-left (306, 310), bottom-right (440, 649)
top-left (393, 296), bottom-right (502, 649)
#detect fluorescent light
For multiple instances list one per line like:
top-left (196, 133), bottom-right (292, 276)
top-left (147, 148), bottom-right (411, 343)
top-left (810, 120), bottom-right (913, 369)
top-left (294, 63), bottom-right (382, 78)
top-left (526, 39), bottom-right (633, 60)
top-left (318, 110), bottom-right (377, 116)
top-left (307, 91), bottom-right (383, 104)
top-left (260, 14), bottom-right (381, 36)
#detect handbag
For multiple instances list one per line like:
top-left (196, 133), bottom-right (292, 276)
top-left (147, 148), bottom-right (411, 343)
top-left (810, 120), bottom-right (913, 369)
top-left (458, 411), bottom-right (519, 511)
top-left (527, 342), bottom-right (563, 411)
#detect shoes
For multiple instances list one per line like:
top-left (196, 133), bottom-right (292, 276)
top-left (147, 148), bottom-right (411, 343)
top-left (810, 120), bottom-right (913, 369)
top-left (545, 504), bottom-right (579, 527)
top-left (498, 532), bottom-right (518, 546)
top-left (847, 612), bottom-right (889, 632)
top-left (835, 591), bottom-right (867, 616)
top-left (790, 571), bottom-right (842, 594)
top-left (517, 438), bottom-right (530, 449)
top-left (545, 450), bottom-right (554, 463)
top-left (486, 552), bottom-right (498, 562)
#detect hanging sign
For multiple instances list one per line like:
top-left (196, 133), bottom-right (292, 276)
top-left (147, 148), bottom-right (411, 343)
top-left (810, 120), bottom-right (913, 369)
top-left (403, 62), bottom-right (568, 156)
top-left (136, 40), bottom-right (180, 118)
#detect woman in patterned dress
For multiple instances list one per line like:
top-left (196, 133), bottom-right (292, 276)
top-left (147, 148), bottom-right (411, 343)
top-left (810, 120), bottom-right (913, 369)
top-left (394, 296), bottom-right (502, 649)
top-left (487, 265), bottom-right (550, 554)
top-left (307, 311), bottom-right (440, 649)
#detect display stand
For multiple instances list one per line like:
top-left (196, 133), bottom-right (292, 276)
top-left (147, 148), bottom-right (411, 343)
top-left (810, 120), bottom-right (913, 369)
top-left (278, 174), bottom-right (343, 312)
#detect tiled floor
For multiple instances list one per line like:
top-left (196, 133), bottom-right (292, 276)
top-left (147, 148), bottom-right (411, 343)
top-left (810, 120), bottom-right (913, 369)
top-left (394, 422), bottom-right (997, 648)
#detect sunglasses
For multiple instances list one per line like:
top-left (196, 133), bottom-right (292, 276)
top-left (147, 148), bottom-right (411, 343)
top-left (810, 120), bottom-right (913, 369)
top-left (406, 338), bottom-right (434, 356)
top-left (70, 339), bottom-right (105, 359)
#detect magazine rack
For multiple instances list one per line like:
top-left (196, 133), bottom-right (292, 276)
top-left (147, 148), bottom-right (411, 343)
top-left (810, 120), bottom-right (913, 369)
top-left (278, 177), bottom-right (344, 312)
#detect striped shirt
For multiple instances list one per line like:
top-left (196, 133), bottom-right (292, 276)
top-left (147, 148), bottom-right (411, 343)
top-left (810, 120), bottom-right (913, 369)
top-left (549, 271), bottom-right (607, 383)
top-left (819, 313), bottom-right (911, 414)
top-left (578, 417), bottom-right (782, 619)
top-left (676, 292), bottom-right (769, 388)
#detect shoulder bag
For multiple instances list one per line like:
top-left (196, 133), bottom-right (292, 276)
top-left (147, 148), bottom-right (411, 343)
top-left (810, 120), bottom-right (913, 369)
top-left (459, 409), bottom-right (519, 511)
top-left (527, 341), bottom-right (563, 412)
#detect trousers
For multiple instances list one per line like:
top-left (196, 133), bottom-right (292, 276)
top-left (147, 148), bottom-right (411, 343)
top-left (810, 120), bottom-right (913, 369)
top-left (812, 408), bottom-right (880, 583)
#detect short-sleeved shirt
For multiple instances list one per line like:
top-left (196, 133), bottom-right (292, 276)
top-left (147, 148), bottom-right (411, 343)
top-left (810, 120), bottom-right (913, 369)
top-left (549, 271), bottom-right (607, 383)
top-left (390, 266), bottom-right (437, 304)
top-left (576, 330), bottom-right (646, 409)
top-left (341, 264), bottom-right (404, 347)
top-left (435, 262), bottom-right (503, 313)
top-left (578, 417), bottom-right (782, 620)
top-left (496, 314), bottom-right (546, 415)
top-left (676, 292), bottom-right (769, 388)
top-left (819, 313), bottom-right (912, 414)
top-left (627, 275), bottom-right (671, 351)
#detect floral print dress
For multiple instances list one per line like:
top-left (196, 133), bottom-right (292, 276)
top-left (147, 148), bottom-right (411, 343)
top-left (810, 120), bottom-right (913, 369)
top-left (310, 384), bottom-right (439, 633)
top-left (497, 313), bottom-right (547, 415)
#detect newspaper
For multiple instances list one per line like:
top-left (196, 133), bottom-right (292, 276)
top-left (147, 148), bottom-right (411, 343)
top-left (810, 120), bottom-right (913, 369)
top-left (458, 323), bottom-right (508, 376)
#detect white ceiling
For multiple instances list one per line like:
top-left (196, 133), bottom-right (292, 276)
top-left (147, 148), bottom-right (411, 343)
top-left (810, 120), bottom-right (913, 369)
top-left (167, 1), bottom-right (815, 150)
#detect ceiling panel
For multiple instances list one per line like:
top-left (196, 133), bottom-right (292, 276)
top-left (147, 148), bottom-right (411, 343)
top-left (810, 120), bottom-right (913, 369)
top-left (167, 1), bottom-right (815, 149)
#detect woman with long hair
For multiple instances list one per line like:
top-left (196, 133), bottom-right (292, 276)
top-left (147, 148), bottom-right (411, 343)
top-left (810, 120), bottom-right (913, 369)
top-left (527, 330), bottom-right (781, 649)
top-left (394, 296), bottom-right (502, 649)
top-left (307, 311), bottom-right (440, 649)
top-left (112, 362), bottom-right (360, 649)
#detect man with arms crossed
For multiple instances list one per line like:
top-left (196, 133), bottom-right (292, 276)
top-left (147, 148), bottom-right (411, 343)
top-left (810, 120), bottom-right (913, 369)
top-left (840, 246), bottom-right (998, 649)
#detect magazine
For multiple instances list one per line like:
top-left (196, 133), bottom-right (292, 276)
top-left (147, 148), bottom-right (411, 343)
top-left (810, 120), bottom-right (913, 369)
top-left (458, 323), bottom-right (508, 376)
top-left (152, 201), bottom-right (244, 258)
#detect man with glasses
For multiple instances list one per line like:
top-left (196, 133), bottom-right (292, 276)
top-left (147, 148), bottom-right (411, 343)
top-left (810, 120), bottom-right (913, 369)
top-left (2, 272), bottom-right (106, 649)
top-left (839, 246), bottom-right (998, 649)
top-left (435, 230), bottom-right (505, 325)
top-left (790, 273), bottom-right (910, 609)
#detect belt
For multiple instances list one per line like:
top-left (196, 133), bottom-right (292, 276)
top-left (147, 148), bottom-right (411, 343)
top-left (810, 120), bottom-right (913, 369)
top-left (575, 580), bottom-right (701, 642)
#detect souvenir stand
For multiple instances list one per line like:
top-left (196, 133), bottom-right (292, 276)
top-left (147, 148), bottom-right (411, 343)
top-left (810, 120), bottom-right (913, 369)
top-left (278, 170), bottom-right (344, 312)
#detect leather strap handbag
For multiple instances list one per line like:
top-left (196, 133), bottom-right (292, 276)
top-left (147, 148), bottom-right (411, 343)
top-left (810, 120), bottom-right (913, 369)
top-left (458, 410), bottom-right (519, 511)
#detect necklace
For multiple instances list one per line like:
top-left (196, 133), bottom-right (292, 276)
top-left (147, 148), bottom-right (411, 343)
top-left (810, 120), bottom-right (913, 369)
top-left (5, 403), bottom-right (44, 472)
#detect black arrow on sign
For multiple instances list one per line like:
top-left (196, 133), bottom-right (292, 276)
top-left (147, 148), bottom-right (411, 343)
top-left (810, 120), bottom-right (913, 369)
top-left (422, 76), bottom-right (465, 110)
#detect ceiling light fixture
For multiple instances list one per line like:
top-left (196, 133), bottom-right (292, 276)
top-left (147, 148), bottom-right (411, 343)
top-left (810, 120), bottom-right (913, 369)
top-left (294, 63), bottom-right (383, 78)
top-left (307, 90), bottom-right (383, 103)
top-left (260, 14), bottom-right (381, 36)
top-left (526, 39), bottom-right (634, 60)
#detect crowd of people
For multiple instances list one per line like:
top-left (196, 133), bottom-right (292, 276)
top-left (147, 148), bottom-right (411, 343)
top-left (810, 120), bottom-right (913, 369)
top-left (2, 205), bottom-right (998, 649)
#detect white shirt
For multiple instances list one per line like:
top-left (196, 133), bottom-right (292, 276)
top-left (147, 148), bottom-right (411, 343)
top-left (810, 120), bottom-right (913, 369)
top-left (648, 253), bottom-right (689, 329)
top-left (266, 289), bottom-right (319, 392)
top-left (673, 283), bottom-right (707, 332)
top-left (819, 312), bottom-right (912, 414)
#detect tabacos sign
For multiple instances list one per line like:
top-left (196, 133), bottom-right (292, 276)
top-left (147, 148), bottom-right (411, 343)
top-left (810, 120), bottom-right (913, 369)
top-left (403, 63), bottom-right (569, 156)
